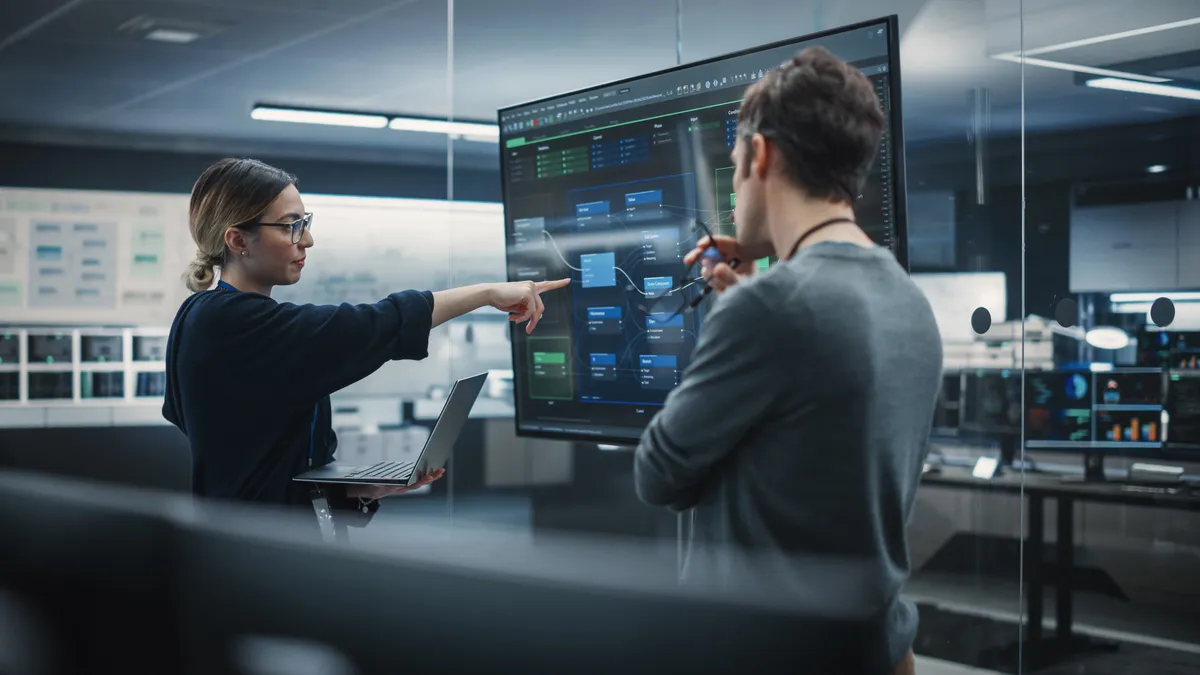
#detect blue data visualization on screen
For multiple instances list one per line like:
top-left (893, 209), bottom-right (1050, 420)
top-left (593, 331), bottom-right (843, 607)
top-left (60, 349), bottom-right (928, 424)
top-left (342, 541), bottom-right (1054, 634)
top-left (500, 17), bottom-right (906, 443)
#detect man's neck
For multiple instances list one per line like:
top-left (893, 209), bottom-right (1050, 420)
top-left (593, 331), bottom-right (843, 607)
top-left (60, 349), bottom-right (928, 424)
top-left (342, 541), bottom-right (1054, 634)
top-left (769, 194), bottom-right (870, 260)
top-left (219, 266), bottom-right (272, 297)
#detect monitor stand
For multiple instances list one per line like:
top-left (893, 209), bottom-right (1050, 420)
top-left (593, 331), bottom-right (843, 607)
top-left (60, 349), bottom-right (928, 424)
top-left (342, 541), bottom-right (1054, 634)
top-left (991, 435), bottom-right (1019, 477)
top-left (1060, 452), bottom-right (1106, 483)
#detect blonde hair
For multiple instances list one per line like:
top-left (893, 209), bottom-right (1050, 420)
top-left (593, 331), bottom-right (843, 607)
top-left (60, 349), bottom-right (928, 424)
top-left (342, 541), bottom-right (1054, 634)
top-left (185, 158), bottom-right (297, 293)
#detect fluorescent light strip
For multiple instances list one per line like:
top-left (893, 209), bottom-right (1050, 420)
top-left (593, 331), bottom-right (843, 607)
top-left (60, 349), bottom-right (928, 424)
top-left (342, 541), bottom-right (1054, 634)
top-left (388, 117), bottom-right (499, 142)
top-left (145, 29), bottom-right (200, 44)
top-left (992, 54), bottom-right (1169, 83)
top-left (1110, 302), bottom-right (1153, 314)
top-left (990, 17), bottom-right (1200, 84)
top-left (1111, 292), bottom-right (1200, 303)
top-left (1020, 17), bottom-right (1200, 57)
top-left (1086, 77), bottom-right (1200, 101)
top-left (251, 106), bottom-right (389, 129)
top-left (251, 106), bottom-right (500, 141)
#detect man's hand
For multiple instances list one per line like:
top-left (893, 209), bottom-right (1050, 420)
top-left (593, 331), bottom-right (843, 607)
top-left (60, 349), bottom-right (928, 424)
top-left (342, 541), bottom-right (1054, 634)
top-left (684, 235), bottom-right (756, 295)
top-left (345, 467), bottom-right (445, 500)
top-left (487, 279), bottom-right (571, 333)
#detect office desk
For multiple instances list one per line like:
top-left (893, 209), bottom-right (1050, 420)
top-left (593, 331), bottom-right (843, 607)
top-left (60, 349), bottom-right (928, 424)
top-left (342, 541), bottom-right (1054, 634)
top-left (921, 468), bottom-right (1200, 668)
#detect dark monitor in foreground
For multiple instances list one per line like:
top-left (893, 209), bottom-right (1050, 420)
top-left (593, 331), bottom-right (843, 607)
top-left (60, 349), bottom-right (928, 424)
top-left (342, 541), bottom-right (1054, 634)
top-left (0, 471), bottom-right (182, 674)
top-left (499, 16), bottom-right (907, 443)
top-left (0, 471), bottom-right (897, 675)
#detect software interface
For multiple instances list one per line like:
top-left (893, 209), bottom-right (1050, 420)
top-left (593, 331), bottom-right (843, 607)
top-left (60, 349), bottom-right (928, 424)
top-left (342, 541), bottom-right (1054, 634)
top-left (500, 19), bottom-right (903, 441)
top-left (1138, 330), bottom-right (1200, 370)
top-left (1025, 369), bottom-right (1166, 450)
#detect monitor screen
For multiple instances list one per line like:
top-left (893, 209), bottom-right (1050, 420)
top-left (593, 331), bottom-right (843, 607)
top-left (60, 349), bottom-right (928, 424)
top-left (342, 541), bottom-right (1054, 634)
top-left (1025, 368), bottom-right (1164, 453)
top-left (28, 334), bottom-right (72, 364)
top-left (933, 373), bottom-right (961, 431)
top-left (961, 370), bottom-right (1020, 434)
top-left (82, 335), bottom-right (123, 363)
top-left (1138, 329), bottom-right (1200, 370)
top-left (1025, 370), bottom-right (1093, 445)
top-left (499, 16), bottom-right (906, 443)
top-left (133, 336), bottom-right (167, 362)
top-left (0, 333), bottom-right (17, 365)
top-left (1165, 372), bottom-right (1200, 451)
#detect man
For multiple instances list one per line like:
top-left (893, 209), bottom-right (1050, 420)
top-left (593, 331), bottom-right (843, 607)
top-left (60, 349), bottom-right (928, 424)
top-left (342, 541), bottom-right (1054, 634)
top-left (634, 47), bottom-right (942, 674)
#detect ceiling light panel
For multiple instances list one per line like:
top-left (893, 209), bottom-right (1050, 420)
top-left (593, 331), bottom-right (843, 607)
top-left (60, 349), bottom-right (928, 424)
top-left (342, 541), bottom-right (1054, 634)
top-left (388, 117), bottom-right (500, 141)
top-left (1086, 77), bottom-right (1200, 101)
top-left (991, 18), bottom-right (1200, 83)
top-left (251, 106), bottom-right (389, 129)
top-left (1021, 17), bottom-right (1200, 57)
top-left (992, 54), bottom-right (1169, 83)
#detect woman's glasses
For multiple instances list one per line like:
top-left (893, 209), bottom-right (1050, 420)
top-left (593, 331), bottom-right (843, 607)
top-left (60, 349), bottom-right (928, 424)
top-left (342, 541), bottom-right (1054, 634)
top-left (235, 212), bottom-right (314, 244)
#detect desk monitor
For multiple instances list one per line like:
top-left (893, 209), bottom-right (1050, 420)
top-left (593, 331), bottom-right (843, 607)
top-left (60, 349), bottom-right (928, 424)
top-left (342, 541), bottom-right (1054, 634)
top-left (179, 514), bottom-right (882, 674)
top-left (960, 369), bottom-right (1021, 435)
top-left (1025, 368), bottom-right (1164, 455)
top-left (1138, 329), bottom-right (1200, 370)
top-left (933, 372), bottom-right (962, 431)
top-left (0, 332), bottom-right (17, 364)
top-left (0, 471), bottom-right (183, 673)
top-left (28, 334), bottom-right (72, 364)
top-left (82, 335), bottom-right (123, 363)
top-left (1164, 371), bottom-right (1200, 454)
top-left (133, 335), bottom-right (167, 362)
top-left (500, 16), bottom-right (907, 443)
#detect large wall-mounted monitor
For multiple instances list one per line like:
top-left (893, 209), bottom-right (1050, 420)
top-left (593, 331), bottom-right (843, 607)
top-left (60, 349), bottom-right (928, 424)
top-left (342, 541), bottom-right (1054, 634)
top-left (499, 16), bottom-right (907, 443)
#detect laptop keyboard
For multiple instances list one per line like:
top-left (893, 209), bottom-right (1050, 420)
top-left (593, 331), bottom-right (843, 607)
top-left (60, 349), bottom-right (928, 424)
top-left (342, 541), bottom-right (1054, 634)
top-left (344, 461), bottom-right (415, 480)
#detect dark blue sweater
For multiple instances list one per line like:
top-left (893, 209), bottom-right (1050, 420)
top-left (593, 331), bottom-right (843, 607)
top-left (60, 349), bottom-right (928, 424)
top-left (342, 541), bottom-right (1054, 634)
top-left (162, 282), bottom-right (434, 507)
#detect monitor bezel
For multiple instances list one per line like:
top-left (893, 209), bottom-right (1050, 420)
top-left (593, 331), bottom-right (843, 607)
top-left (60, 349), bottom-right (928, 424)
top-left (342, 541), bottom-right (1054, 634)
top-left (498, 15), bottom-right (908, 445)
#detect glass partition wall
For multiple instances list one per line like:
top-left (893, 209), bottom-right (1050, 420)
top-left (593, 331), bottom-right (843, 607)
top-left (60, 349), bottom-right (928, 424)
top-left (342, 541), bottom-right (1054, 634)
top-left (430, 1), bottom-right (1200, 672)
top-left (1021, 1), bottom-right (1200, 673)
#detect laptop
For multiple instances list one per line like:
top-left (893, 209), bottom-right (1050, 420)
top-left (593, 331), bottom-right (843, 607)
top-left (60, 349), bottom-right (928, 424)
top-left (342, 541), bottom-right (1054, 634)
top-left (293, 372), bottom-right (488, 487)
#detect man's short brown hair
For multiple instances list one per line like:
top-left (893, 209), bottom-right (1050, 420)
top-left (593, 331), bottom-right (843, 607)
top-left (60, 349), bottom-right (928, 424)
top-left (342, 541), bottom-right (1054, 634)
top-left (737, 46), bottom-right (884, 204)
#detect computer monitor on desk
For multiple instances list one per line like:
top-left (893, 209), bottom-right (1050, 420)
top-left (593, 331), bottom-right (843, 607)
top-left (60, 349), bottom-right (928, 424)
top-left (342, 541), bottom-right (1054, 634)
top-left (957, 370), bottom-right (1022, 469)
top-left (1022, 368), bottom-right (1200, 481)
top-left (1137, 328), bottom-right (1200, 370)
top-left (932, 372), bottom-right (962, 434)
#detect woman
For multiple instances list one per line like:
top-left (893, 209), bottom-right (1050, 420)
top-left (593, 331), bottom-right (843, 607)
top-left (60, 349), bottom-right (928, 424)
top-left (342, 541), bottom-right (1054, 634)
top-left (163, 158), bottom-right (566, 522)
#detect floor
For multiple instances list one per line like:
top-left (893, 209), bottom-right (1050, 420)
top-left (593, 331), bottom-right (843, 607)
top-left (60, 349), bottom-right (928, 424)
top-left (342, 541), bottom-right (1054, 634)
top-left (915, 657), bottom-right (1002, 675)
top-left (366, 492), bottom-right (1200, 675)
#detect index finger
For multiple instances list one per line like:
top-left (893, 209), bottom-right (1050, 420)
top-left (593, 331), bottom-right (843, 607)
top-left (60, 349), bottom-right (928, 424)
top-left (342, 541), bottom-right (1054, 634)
top-left (534, 278), bottom-right (571, 292)
top-left (683, 237), bottom-right (713, 266)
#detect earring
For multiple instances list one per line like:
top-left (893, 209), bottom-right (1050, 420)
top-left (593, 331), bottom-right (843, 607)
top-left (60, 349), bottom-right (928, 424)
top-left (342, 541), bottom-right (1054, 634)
top-left (241, 251), bottom-right (247, 256)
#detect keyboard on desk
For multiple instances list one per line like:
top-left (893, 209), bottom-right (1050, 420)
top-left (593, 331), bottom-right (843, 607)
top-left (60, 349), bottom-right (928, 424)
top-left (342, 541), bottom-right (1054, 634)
top-left (343, 461), bottom-right (415, 481)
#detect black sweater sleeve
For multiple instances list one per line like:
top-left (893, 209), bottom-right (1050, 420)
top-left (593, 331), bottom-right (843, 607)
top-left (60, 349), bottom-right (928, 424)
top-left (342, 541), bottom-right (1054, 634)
top-left (215, 289), bottom-right (434, 406)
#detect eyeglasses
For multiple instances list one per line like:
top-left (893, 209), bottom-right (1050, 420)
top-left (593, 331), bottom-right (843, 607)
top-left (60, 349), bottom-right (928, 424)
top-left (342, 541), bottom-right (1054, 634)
top-left (234, 212), bottom-right (314, 244)
top-left (636, 217), bottom-right (739, 321)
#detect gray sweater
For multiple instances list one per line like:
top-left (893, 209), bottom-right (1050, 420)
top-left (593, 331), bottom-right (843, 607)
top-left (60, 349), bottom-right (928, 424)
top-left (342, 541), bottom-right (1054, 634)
top-left (634, 242), bottom-right (943, 672)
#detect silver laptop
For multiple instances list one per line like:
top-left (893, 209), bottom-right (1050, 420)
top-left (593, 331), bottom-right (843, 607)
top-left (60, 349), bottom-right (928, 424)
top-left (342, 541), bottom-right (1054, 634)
top-left (293, 372), bottom-right (488, 487)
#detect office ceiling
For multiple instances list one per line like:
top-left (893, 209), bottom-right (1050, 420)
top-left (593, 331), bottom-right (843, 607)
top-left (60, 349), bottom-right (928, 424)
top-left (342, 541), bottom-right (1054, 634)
top-left (0, 0), bottom-right (1197, 170)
